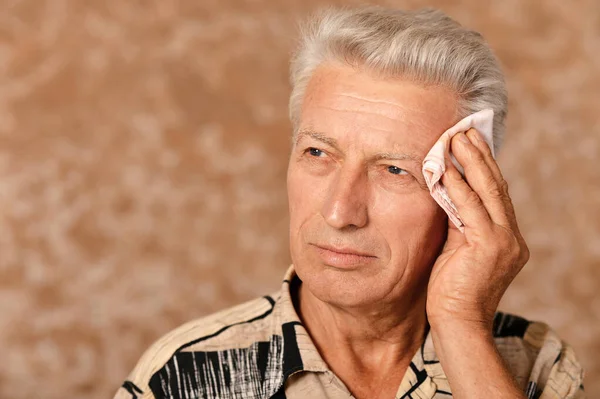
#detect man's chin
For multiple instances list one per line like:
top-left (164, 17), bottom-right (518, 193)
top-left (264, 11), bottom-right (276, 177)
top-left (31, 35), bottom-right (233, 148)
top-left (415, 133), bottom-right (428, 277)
top-left (295, 262), bottom-right (386, 309)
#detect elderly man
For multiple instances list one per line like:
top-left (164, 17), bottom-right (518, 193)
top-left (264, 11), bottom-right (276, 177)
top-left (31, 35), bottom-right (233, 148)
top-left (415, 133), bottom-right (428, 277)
top-left (114, 6), bottom-right (584, 399)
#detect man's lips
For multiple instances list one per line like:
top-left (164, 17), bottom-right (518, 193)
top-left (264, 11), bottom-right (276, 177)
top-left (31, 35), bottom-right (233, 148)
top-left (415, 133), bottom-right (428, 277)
top-left (310, 243), bottom-right (377, 268)
top-left (312, 243), bottom-right (376, 258)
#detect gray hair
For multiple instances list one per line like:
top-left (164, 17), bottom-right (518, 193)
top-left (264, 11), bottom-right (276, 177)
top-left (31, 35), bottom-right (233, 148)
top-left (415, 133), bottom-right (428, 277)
top-left (289, 6), bottom-right (508, 153)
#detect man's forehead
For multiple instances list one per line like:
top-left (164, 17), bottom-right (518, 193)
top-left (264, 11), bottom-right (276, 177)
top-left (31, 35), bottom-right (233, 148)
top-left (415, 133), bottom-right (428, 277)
top-left (304, 65), bottom-right (457, 119)
top-left (300, 65), bottom-right (459, 153)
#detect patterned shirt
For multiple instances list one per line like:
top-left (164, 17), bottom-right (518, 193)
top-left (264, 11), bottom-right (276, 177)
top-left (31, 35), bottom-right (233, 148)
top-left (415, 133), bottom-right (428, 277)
top-left (114, 266), bottom-right (585, 399)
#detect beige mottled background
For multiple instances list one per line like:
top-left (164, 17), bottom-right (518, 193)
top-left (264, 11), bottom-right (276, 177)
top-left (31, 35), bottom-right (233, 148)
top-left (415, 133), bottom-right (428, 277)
top-left (0, 0), bottom-right (598, 398)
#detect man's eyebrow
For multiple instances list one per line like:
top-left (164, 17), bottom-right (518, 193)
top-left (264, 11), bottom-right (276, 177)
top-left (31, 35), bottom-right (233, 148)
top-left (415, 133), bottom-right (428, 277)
top-left (295, 129), bottom-right (341, 151)
top-left (296, 129), bottom-right (424, 165)
top-left (373, 152), bottom-right (423, 164)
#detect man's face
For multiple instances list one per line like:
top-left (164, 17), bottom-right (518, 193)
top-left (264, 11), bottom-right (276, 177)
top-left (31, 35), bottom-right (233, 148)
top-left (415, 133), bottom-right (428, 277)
top-left (287, 64), bottom-right (457, 308)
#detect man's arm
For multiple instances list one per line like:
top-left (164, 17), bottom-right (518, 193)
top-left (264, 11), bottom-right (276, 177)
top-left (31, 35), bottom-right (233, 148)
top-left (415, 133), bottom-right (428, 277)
top-left (430, 322), bottom-right (525, 398)
top-left (430, 319), bottom-right (587, 399)
top-left (426, 128), bottom-right (585, 398)
top-left (425, 128), bottom-right (531, 397)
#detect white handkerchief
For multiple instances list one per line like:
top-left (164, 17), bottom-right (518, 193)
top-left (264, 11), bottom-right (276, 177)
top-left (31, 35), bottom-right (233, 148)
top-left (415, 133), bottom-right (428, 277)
top-left (422, 109), bottom-right (495, 232)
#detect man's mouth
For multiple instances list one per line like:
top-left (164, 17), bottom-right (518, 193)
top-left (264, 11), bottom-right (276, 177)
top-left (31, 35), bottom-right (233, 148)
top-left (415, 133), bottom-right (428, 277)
top-left (310, 243), bottom-right (377, 268)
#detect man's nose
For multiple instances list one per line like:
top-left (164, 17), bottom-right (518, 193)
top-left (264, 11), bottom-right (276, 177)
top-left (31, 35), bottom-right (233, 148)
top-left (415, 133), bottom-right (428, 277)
top-left (320, 168), bottom-right (368, 230)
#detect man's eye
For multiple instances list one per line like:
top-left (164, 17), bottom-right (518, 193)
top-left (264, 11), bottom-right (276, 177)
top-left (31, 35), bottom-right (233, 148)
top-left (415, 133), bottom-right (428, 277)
top-left (308, 148), bottom-right (324, 157)
top-left (388, 166), bottom-right (407, 175)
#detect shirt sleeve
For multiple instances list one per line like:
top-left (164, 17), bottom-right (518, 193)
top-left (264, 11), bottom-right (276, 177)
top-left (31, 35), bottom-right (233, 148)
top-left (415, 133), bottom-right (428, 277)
top-left (110, 325), bottom-right (183, 399)
top-left (113, 380), bottom-right (154, 399)
top-left (520, 320), bottom-right (586, 399)
top-left (536, 342), bottom-right (586, 399)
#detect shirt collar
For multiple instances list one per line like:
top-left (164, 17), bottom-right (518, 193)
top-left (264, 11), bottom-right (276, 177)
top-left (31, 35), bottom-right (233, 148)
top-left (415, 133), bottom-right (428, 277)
top-left (271, 265), bottom-right (330, 377)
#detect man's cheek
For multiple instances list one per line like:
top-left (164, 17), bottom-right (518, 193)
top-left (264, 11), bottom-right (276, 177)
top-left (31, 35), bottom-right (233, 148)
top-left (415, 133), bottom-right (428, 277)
top-left (371, 190), bottom-right (436, 224)
top-left (290, 176), bottom-right (327, 215)
top-left (288, 179), bottom-right (319, 231)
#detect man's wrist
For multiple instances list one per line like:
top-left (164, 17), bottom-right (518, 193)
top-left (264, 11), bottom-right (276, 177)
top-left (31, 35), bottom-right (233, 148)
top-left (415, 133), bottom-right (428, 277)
top-left (428, 318), bottom-right (525, 399)
top-left (429, 318), bottom-right (495, 355)
top-left (428, 315), bottom-right (494, 340)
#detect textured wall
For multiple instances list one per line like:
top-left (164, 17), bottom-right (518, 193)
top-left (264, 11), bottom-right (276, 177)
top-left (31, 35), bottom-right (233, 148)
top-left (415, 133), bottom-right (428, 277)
top-left (1, 0), bottom-right (598, 398)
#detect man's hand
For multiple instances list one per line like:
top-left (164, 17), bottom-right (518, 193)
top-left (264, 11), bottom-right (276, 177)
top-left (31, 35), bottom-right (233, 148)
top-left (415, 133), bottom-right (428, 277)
top-left (425, 128), bottom-right (530, 398)
top-left (426, 128), bottom-right (530, 331)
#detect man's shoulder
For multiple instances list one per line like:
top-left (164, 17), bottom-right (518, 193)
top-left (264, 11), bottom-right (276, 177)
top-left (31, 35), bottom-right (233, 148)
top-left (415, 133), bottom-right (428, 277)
top-left (158, 292), bottom-right (278, 349)
top-left (492, 310), bottom-right (567, 350)
top-left (115, 293), bottom-right (280, 399)
top-left (146, 292), bottom-right (279, 360)
top-left (492, 311), bottom-right (585, 398)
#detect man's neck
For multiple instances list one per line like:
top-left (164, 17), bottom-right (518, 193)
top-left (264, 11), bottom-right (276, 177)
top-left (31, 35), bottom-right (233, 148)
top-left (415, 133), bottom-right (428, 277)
top-left (293, 278), bottom-right (428, 399)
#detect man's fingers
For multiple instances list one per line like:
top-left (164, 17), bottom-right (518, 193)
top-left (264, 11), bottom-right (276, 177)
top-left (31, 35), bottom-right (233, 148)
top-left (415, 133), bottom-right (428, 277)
top-left (450, 132), bottom-right (512, 228)
top-left (465, 129), bottom-right (503, 184)
top-left (464, 129), bottom-right (519, 227)
top-left (441, 150), bottom-right (492, 230)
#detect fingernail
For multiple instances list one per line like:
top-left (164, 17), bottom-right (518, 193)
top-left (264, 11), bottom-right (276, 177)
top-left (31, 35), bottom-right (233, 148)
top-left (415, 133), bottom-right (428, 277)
top-left (457, 132), bottom-right (469, 143)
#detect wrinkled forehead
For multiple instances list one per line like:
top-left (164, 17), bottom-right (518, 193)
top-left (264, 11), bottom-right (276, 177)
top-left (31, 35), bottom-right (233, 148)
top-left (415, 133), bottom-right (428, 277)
top-left (299, 64), bottom-right (459, 156)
